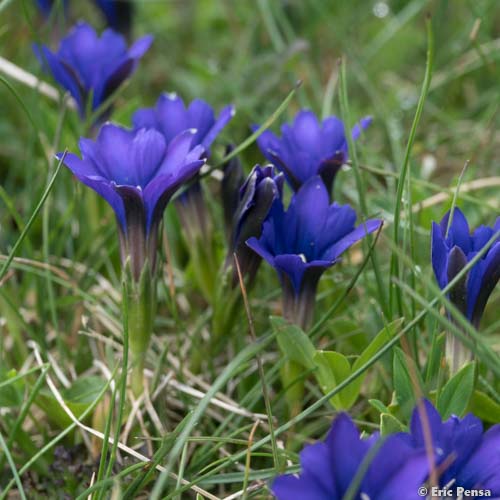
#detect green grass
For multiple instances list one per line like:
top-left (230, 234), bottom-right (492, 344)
top-left (0, 0), bottom-right (499, 498)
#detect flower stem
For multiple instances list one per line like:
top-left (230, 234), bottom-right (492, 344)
top-left (124, 260), bottom-right (156, 397)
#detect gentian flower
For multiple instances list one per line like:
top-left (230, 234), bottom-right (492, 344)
top-left (35, 22), bottom-right (153, 118)
top-left (132, 92), bottom-right (235, 157)
top-left (58, 123), bottom-right (205, 280)
top-left (133, 93), bottom-right (234, 301)
top-left (226, 164), bottom-right (284, 285)
top-left (410, 399), bottom-right (500, 497)
top-left (431, 208), bottom-right (499, 371)
top-left (254, 110), bottom-right (371, 197)
top-left (59, 123), bottom-right (204, 395)
top-left (247, 176), bottom-right (382, 329)
top-left (272, 412), bottom-right (428, 500)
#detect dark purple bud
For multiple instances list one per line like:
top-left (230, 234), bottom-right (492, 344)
top-left (227, 164), bottom-right (284, 286)
top-left (447, 245), bottom-right (468, 317)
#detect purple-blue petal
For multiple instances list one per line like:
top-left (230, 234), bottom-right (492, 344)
top-left (441, 207), bottom-right (471, 254)
top-left (351, 116), bottom-right (373, 140)
top-left (200, 104), bottom-right (235, 150)
top-left (325, 413), bottom-right (370, 495)
top-left (287, 177), bottom-right (330, 258)
top-left (456, 425), bottom-right (500, 493)
top-left (431, 221), bottom-right (449, 290)
top-left (470, 242), bottom-right (500, 325)
top-left (325, 219), bottom-right (382, 261)
top-left (37, 45), bottom-right (85, 113)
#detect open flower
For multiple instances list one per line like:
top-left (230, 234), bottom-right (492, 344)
top-left (254, 110), bottom-right (371, 196)
top-left (432, 208), bottom-right (500, 327)
top-left (132, 93), bottom-right (235, 157)
top-left (272, 412), bottom-right (428, 500)
top-left (58, 123), bottom-right (205, 280)
top-left (247, 176), bottom-right (381, 328)
top-left (36, 22), bottom-right (152, 117)
top-left (410, 400), bottom-right (500, 496)
top-left (226, 164), bottom-right (284, 285)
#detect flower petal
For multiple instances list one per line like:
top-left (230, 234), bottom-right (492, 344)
top-left (447, 245), bottom-right (468, 318)
top-left (326, 413), bottom-right (370, 495)
top-left (127, 34), bottom-right (154, 58)
top-left (272, 467), bottom-right (335, 500)
top-left (456, 425), bottom-right (500, 492)
top-left (286, 177), bottom-right (329, 259)
top-left (36, 45), bottom-right (85, 113)
top-left (431, 221), bottom-right (449, 290)
top-left (325, 219), bottom-right (382, 261)
top-left (154, 93), bottom-right (189, 144)
top-left (254, 127), bottom-right (282, 164)
top-left (199, 104), bottom-right (235, 150)
top-left (351, 116), bottom-right (373, 140)
top-left (320, 116), bottom-right (346, 158)
top-left (471, 242), bottom-right (500, 327)
top-left (441, 207), bottom-right (471, 254)
top-left (290, 110), bottom-right (321, 152)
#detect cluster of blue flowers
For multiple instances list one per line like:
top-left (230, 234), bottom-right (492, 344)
top-left (33, 3), bottom-right (500, 496)
top-left (272, 400), bottom-right (500, 499)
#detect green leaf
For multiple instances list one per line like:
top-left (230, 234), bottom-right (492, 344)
top-left (36, 376), bottom-right (107, 428)
top-left (271, 316), bottom-right (315, 370)
top-left (353, 318), bottom-right (403, 372)
top-left (310, 320), bottom-right (404, 411)
top-left (468, 390), bottom-right (500, 424)
top-left (380, 413), bottom-right (406, 436)
top-left (393, 347), bottom-right (421, 419)
top-left (437, 362), bottom-right (476, 419)
top-left (313, 351), bottom-right (355, 409)
top-left (346, 319), bottom-right (403, 405)
top-left (0, 369), bottom-right (23, 407)
top-left (369, 399), bottom-right (390, 414)
top-left (425, 331), bottom-right (446, 384)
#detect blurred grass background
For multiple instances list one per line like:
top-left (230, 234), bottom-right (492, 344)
top-left (0, 0), bottom-right (499, 497)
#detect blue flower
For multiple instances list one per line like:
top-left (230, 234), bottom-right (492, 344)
top-left (272, 412), bottom-right (428, 500)
top-left (226, 164), bottom-right (284, 284)
top-left (431, 208), bottom-right (500, 328)
top-left (254, 110), bottom-right (371, 196)
top-left (132, 93), bottom-right (235, 157)
top-left (35, 22), bottom-right (153, 118)
top-left (58, 123), bottom-right (205, 279)
top-left (410, 400), bottom-right (500, 496)
top-left (247, 176), bottom-right (381, 328)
